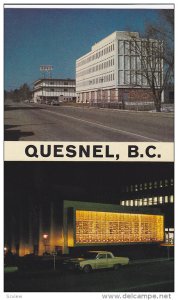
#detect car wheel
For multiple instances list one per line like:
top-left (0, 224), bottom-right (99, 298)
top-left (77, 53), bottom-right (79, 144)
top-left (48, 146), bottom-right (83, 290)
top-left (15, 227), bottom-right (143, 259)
top-left (113, 264), bottom-right (121, 271)
top-left (83, 265), bottom-right (92, 273)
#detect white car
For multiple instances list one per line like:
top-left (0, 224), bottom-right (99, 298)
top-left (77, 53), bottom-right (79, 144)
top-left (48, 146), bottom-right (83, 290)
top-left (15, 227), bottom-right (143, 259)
top-left (63, 251), bottom-right (129, 273)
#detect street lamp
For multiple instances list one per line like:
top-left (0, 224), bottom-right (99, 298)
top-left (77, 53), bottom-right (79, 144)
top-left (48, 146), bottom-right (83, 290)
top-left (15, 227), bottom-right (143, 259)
top-left (43, 234), bottom-right (48, 253)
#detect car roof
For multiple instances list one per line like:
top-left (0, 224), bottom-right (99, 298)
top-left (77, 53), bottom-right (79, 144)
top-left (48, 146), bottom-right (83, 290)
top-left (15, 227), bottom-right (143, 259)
top-left (87, 251), bottom-right (111, 254)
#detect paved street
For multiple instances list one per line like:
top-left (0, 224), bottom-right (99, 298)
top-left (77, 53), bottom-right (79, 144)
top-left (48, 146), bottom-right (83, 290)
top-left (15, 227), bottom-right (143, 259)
top-left (4, 260), bottom-right (174, 292)
top-left (4, 102), bottom-right (174, 141)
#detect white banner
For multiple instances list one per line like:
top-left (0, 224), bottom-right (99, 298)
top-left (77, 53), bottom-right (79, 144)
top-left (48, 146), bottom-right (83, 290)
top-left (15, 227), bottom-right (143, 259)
top-left (4, 142), bottom-right (174, 162)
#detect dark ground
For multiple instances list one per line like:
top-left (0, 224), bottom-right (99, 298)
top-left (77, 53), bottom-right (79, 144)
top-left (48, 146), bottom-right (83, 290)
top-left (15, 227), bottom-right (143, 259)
top-left (4, 259), bottom-right (174, 292)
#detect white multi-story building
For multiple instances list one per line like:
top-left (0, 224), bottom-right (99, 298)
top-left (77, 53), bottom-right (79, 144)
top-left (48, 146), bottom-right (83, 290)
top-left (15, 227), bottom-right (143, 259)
top-left (76, 31), bottom-right (163, 110)
top-left (33, 78), bottom-right (76, 104)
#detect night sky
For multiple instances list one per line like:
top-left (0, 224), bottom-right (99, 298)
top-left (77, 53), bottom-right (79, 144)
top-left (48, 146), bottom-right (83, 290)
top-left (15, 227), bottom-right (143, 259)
top-left (4, 162), bottom-right (174, 204)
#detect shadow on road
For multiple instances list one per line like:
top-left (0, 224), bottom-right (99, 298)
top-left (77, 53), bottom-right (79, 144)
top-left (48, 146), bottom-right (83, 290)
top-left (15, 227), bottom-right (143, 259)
top-left (4, 104), bottom-right (44, 111)
top-left (4, 124), bottom-right (34, 141)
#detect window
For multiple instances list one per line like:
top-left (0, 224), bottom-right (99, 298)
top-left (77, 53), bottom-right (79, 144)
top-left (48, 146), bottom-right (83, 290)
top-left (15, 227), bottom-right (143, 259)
top-left (139, 184), bottom-right (143, 191)
top-left (149, 182), bottom-right (152, 190)
top-left (144, 183), bottom-right (147, 190)
top-left (107, 254), bottom-right (112, 259)
top-left (159, 196), bottom-right (163, 204)
top-left (170, 195), bottom-right (174, 203)
top-left (135, 184), bottom-right (138, 191)
top-left (154, 181), bottom-right (158, 189)
top-left (143, 198), bottom-right (147, 206)
top-left (153, 197), bottom-right (158, 205)
top-left (98, 254), bottom-right (107, 259)
top-left (165, 196), bottom-right (168, 203)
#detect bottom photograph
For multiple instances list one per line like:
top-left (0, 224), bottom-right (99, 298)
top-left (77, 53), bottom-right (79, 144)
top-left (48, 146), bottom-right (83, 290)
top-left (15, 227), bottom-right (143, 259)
top-left (4, 162), bottom-right (174, 292)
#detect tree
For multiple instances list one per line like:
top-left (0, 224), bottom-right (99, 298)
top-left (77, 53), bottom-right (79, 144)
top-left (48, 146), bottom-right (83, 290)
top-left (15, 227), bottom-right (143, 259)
top-left (128, 17), bottom-right (173, 112)
top-left (127, 36), bottom-right (169, 112)
top-left (146, 10), bottom-right (174, 75)
top-left (4, 83), bottom-right (32, 102)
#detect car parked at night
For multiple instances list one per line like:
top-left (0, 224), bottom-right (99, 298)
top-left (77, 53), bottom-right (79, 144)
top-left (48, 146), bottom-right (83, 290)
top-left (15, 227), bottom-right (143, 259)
top-left (63, 251), bottom-right (129, 273)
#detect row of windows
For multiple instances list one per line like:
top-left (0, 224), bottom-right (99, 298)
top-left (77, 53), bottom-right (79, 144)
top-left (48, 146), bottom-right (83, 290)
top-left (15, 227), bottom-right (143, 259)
top-left (118, 55), bottom-right (161, 72)
top-left (77, 58), bottom-right (115, 78)
top-left (77, 43), bottom-right (115, 68)
top-left (121, 195), bottom-right (174, 207)
top-left (124, 179), bottom-right (174, 193)
top-left (118, 40), bottom-right (162, 56)
top-left (35, 81), bottom-right (75, 87)
top-left (118, 70), bottom-right (162, 86)
top-left (76, 210), bottom-right (164, 244)
top-left (77, 73), bottom-right (115, 88)
top-left (39, 87), bottom-right (75, 93)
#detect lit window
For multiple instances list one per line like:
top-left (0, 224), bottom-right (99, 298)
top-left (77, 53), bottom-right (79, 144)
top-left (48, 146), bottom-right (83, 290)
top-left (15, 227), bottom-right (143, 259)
top-left (159, 196), bottom-right (163, 204)
top-left (134, 200), bottom-right (138, 206)
top-left (143, 198), bottom-right (147, 206)
top-left (75, 210), bottom-right (164, 244)
top-left (130, 200), bottom-right (134, 206)
top-left (165, 196), bottom-right (168, 203)
top-left (160, 180), bottom-right (163, 187)
top-left (139, 184), bottom-right (143, 190)
top-left (153, 197), bottom-right (157, 205)
top-left (170, 195), bottom-right (174, 203)
top-left (139, 199), bottom-right (143, 206)
top-left (135, 185), bottom-right (138, 191)
top-left (148, 198), bottom-right (153, 205)
top-left (126, 201), bottom-right (129, 206)
top-left (170, 179), bottom-right (174, 186)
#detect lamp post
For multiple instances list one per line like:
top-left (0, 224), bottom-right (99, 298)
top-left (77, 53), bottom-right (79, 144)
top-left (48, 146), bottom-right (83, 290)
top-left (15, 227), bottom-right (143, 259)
top-left (43, 234), bottom-right (48, 253)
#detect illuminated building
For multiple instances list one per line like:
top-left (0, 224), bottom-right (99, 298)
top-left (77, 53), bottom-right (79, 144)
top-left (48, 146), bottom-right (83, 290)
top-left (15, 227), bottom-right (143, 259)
top-left (120, 178), bottom-right (174, 244)
top-left (63, 200), bottom-right (164, 254)
top-left (4, 162), bottom-right (173, 256)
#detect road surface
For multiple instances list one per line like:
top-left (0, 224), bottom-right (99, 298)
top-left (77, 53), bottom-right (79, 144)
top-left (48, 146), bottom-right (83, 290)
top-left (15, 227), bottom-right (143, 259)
top-left (4, 102), bottom-right (174, 141)
top-left (4, 260), bottom-right (174, 292)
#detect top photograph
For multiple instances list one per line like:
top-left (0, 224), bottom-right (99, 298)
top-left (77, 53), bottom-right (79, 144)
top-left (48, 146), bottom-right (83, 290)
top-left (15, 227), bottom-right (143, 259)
top-left (4, 5), bottom-right (174, 142)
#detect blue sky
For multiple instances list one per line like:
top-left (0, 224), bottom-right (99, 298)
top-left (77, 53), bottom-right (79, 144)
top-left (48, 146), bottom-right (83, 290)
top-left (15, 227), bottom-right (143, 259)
top-left (4, 8), bottom-right (160, 90)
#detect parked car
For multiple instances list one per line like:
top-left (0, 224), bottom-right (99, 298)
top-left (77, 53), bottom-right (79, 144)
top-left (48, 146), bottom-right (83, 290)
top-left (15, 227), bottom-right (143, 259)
top-left (63, 251), bottom-right (129, 273)
top-left (51, 100), bottom-right (59, 106)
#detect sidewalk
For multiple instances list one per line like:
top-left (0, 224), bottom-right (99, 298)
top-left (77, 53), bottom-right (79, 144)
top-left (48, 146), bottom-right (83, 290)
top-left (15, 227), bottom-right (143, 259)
top-left (130, 257), bottom-right (174, 265)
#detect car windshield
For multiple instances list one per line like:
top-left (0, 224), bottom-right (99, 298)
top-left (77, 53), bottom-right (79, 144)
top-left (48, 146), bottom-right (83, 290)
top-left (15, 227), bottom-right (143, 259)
top-left (81, 252), bottom-right (98, 259)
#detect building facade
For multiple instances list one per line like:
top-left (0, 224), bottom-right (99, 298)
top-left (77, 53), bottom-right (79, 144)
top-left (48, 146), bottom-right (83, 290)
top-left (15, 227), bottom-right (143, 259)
top-left (76, 31), bottom-right (163, 110)
top-left (32, 78), bottom-right (76, 104)
top-left (120, 178), bottom-right (174, 245)
top-left (5, 163), bottom-right (173, 257)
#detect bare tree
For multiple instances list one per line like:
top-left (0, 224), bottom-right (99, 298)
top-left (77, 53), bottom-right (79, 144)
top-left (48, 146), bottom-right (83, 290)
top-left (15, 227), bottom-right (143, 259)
top-left (128, 33), bottom-right (172, 112)
top-left (146, 10), bottom-right (174, 74)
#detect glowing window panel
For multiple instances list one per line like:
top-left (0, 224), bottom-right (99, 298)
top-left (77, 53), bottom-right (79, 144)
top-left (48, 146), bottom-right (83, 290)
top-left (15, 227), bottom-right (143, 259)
top-left (75, 210), bottom-right (164, 244)
top-left (170, 195), bottom-right (174, 203)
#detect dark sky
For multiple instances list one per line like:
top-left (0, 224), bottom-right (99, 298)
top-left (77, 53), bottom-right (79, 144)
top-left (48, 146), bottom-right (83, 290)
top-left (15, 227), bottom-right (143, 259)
top-left (4, 162), bottom-right (174, 204)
